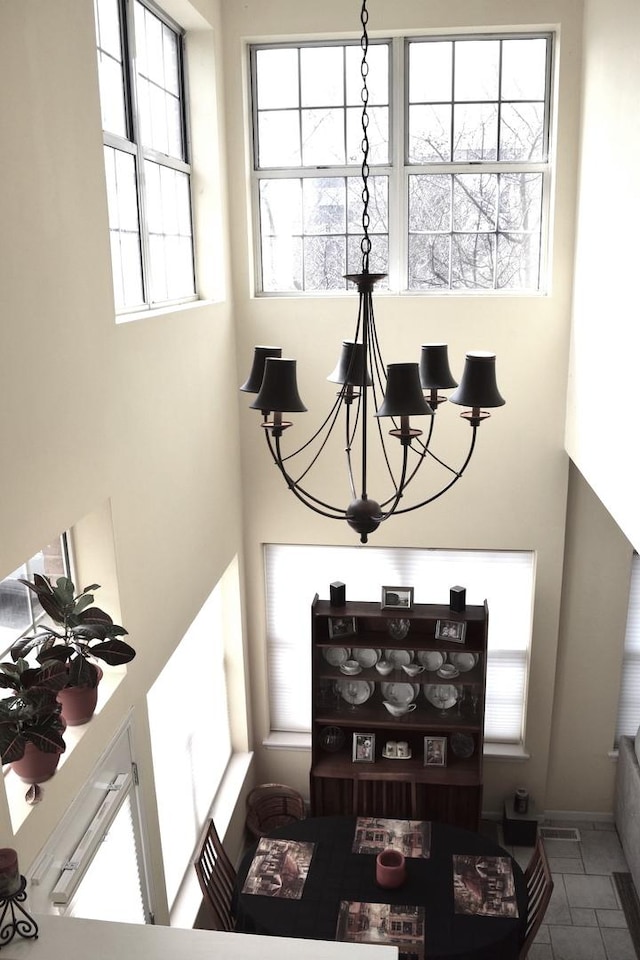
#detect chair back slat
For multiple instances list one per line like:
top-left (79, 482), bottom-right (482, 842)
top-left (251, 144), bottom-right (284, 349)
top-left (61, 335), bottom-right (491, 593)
top-left (194, 819), bottom-right (236, 931)
top-left (520, 836), bottom-right (554, 957)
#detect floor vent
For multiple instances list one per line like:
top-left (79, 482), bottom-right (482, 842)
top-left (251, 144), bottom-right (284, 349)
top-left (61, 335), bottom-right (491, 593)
top-left (540, 826), bottom-right (581, 842)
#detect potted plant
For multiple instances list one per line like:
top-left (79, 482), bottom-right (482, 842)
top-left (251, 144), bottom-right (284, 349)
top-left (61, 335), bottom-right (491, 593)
top-left (11, 575), bottom-right (135, 725)
top-left (0, 658), bottom-right (68, 782)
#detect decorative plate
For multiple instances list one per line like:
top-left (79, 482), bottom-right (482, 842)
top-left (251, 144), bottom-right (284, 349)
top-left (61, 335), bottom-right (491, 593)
top-left (381, 682), bottom-right (420, 705)
top-left (448, 651), bottom-right (478, 673)
top-left (352, 648), bottom-right (381, 669)
top-left (423, 683), bottom-right (459, 711)
top-left (323, 647), bottom-right (351, 666)
top-left (416, 650), bottom-right (445, 671)
top-left (337, 679), bottom-right (374, 705)
top-left (383, 649), bottom-right (414, 668)
top-left (450, 732), bottom-right (475, 759)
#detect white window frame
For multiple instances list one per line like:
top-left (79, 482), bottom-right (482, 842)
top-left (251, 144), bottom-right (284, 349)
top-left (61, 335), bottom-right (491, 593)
top-left (615, 553), bottom-right (640, 745)
top-left (249, 33), bottom-right (553, 296)
top-left (264, 544), bottom-right (535, 749)
top-left (95, 0), bottom-right (197, 313)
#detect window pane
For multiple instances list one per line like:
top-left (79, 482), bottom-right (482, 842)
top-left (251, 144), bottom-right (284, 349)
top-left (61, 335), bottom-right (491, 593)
top-left (258, 111), bottom-right (301, 167)
top-left (104, 147), bottom-right (143, 310)
top-left (347, 106), bottom-right (389, 165)
top-left (301, 108), bottom-right (345, 166)
top-left (409, 234), bottom-right (450, 289)
top-left (409, 41), bottom-right (452, 103)
top-left (346, 43), bottom-right (388, 106)
top-left (347, 175), bottom-right (387, 234)
top-left (256, 48), bottom-right (299, 109)
top-left (408, 175), bottom-right (451, 232)
top-left (500, 103), bottom-right (544, 161)
top-left (301, 46), bottom-right (344, 107)
top-left (454, 40), bottom-right (500, 101)
top-left (409, 105), bottom-right (451, 163)
top-left (0, 536), bottom-right (68, 656)
top-left (453, 103), bottom-right (498, 161)
top-left (303, 178), bottom-right (346, 235)
top-left (453, 174), bottom-right (497, 231)
top-left (263, 236), bottom-right (303, 292)
top-left (303, 236), bottom-right (346, 289)
top-left (347, 234), bottom-right (388, 278)
top-left (498, 173), bottom-right (542, 232)
top-left (95, 0), bottom-right (122, 60)
top-left (451, 233), bottom-right (496, 289)
top-left (145, 163), bottom-right (194, 303)
top-left (135, 2), bottom-right (183, 160)
top-left (502, 38), bottom-right (547, 100)
top-left (98, 52), bottom-right (126, 137)
top-left (496, 233), bottom-right (541, 290)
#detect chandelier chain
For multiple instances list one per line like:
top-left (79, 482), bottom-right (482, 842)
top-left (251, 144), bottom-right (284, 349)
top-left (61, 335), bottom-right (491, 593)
top-left (359, 0), bottom-right (371, 273)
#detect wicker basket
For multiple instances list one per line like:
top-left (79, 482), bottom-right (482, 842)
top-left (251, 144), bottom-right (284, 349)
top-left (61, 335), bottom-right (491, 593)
top-left (246, 783), bottom-right (306, 840)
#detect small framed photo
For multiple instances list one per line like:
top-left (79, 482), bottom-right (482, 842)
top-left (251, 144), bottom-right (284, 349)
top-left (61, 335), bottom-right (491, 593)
top-left (424, 736), bottom-right (447, 767)
top-left (435, 619), bottom-right (466, 644)
top-left (381, 586), bottom-right (414, 611)
top-left (328, 616), bottom-right (357, 639)
top-left (353, 733), bottom-right (375, 763)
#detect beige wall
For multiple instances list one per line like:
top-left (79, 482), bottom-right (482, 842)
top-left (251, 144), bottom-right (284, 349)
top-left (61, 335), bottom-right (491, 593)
top-left (221, 0), bottom-right (590, 812)
top-left (0, 0), bottom-right (250, 922)
top-left (566, 0), bottom-right (640, 553)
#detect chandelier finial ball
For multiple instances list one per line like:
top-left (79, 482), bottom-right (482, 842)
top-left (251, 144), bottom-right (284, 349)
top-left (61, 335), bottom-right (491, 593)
top-left (346, 498), bottom-right (382, 543)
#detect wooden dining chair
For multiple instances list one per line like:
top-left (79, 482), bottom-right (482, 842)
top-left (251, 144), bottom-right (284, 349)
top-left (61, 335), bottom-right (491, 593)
top-left (519, 836), bottom-right (554, 958)
top-left (245, 783), bottom-right (306, 840)
top-left (194, 818), bottom-right (237, 931)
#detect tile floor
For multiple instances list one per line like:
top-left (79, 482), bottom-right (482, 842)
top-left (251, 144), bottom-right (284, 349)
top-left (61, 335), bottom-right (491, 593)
top-left (498, 819), bottom-right (637, 960)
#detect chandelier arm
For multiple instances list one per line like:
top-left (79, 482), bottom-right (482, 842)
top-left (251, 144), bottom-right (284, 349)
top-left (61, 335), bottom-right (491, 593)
top-left (378, 442), bottom-right (411, 521)
top-left (264, 432), bottom-right (347, 519)
top-left (278, 390), bottom-right (346, 466)
top-left (345, 397), bottom-right (360, 502)
top-left (378, 429), bottom-right (431, 508)
top-left (389, 424), bottom-right (480, 516)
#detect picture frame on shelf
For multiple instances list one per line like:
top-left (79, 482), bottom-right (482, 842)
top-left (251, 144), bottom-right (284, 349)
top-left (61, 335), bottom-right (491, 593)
top-left (352, 733), bottom-right (375, 763)
top-left (381, 586), bottom-right (414, 611)
top-left (424, 736), bottom-right (447, 767)
top-left (328, 616), bottom-right (357, 639)
top-left (435, 619), bottom-right (466, 643)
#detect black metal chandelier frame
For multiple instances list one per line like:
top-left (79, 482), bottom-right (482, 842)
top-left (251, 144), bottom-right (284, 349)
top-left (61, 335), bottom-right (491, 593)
top-left (241, 0), bottom-right (505, 543)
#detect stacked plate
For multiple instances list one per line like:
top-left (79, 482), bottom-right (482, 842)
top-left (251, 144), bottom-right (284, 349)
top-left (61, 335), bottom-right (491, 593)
top-left (416, 650), bottom-right (446, 672)
top-left (336, 679), bottom-right (374, 705)
top-left (381, 682), bottom-right (420, 706)
top-left (423, 683), bottom-right (459, 711)
top-left (352, 648), bottom-right (381, 669)
top-left (383, 649), bottom-right (414, 668)
top-left (323, 647), bottom-right (351, 666)
top-left (448, 651), bottom-right (478, 673)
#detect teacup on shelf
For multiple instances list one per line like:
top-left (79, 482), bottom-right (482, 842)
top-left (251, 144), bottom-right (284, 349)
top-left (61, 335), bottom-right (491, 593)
top-left (382, 701), bottom-right (417, 718)
top-left (401, 663), bottom-right (424, 677)
top-left (375, 660), bottom-right (394, 676)
top-left (340, 659), bottom-right (361, 675)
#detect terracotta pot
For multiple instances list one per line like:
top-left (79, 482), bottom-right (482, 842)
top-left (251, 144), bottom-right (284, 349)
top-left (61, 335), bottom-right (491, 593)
top-left (57, 666), bottom-right (103, 726)
top-left (11, 741), bottom-right (62, 784)
top-left (376, 848), bottom-right (406, 889)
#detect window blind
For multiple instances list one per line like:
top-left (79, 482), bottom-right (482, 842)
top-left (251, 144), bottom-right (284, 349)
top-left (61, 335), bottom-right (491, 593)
top-left (615, 553), bottom-right (640, 743)
top-left (264, 545), bottom-right (535, 743)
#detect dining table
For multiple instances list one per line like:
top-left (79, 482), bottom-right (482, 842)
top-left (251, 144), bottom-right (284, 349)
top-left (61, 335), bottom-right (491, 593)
top-left (235, 816), bottom-right (527, 960)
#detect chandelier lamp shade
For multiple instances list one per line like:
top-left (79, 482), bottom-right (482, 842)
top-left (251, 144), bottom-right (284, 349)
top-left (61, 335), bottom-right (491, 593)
top-left (240, 2), bottom-right (505, 544)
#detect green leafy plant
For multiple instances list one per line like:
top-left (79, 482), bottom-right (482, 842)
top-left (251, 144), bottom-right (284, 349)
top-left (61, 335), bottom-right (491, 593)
top-left (0, 659), bottom-right (68, 764)
top-left (11, 575), bottom-right (135, 689)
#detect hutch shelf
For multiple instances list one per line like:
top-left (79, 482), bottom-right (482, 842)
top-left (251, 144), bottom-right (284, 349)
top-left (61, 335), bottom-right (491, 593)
top-left (310, 596), bottom-right (488, 830)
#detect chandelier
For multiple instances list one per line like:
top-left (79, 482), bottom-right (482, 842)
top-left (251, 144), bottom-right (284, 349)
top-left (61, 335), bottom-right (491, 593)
top-left (240, 0), bottom-right (505, 543)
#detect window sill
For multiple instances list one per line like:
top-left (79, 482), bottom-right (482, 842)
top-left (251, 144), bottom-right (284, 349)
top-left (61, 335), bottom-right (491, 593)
top-left (263, 732), bottom-right (529, 762)
top-left (115, 297), bottom-right (222, 325)
top-left (2, 669), bottom-right (126, 832)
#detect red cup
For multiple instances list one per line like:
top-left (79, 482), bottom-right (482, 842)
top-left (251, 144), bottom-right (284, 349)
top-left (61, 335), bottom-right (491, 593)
top-left (376, 848), bottom-right (406, 888)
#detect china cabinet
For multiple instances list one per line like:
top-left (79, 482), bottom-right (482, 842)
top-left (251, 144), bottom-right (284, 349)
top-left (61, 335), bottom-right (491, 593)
top-left (309, 596), bottom-right (488, 830)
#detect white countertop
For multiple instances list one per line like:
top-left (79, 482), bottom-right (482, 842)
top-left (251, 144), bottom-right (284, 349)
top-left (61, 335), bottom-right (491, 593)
top-left (0, 915), bottom-right (399, 960)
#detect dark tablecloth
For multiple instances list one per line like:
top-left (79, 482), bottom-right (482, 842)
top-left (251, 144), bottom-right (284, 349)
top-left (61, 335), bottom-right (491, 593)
top-left (236, 816), bottom-right (527, 960)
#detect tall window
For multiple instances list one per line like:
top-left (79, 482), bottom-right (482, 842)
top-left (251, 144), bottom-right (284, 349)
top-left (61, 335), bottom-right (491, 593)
top-left (0, 534), bottom-right (70, 658)
top-left (615, 554), bottom-right (640, 744)
top-left (265, 545), bottom-right (535, 745)
top-left (250, 34), bottom-right (552, 294)
top-left (95, 0), bottom-right (196, 312)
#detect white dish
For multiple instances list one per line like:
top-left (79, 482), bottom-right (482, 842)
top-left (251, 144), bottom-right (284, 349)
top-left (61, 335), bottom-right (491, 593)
top-left (384, 649), bottom-right (414, 668)
top-left (383, 701), bottom-right (417, 718)
top-left (449, 651), bottom-right (478, 673)
top-left (416, 650), bottom-right (445, 672)
top-left (437, 665), bottom-right (459, 679)
top-left (375, 660), bottom-right (393, 676)
top-left (401, 663), bottom-right (425, 677)
top-left (323, 647), bottom-right (350, 666)
top-left (423, 683), bottom-right (459, 711)
top-left (340, 660), bottom-right (362, 675)
top-left (337, 679), bottom-right (374, 705)
top-left (352, 648), bottom-right (381, 669)
top-left (381, 682), bottom-right (419, 705)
